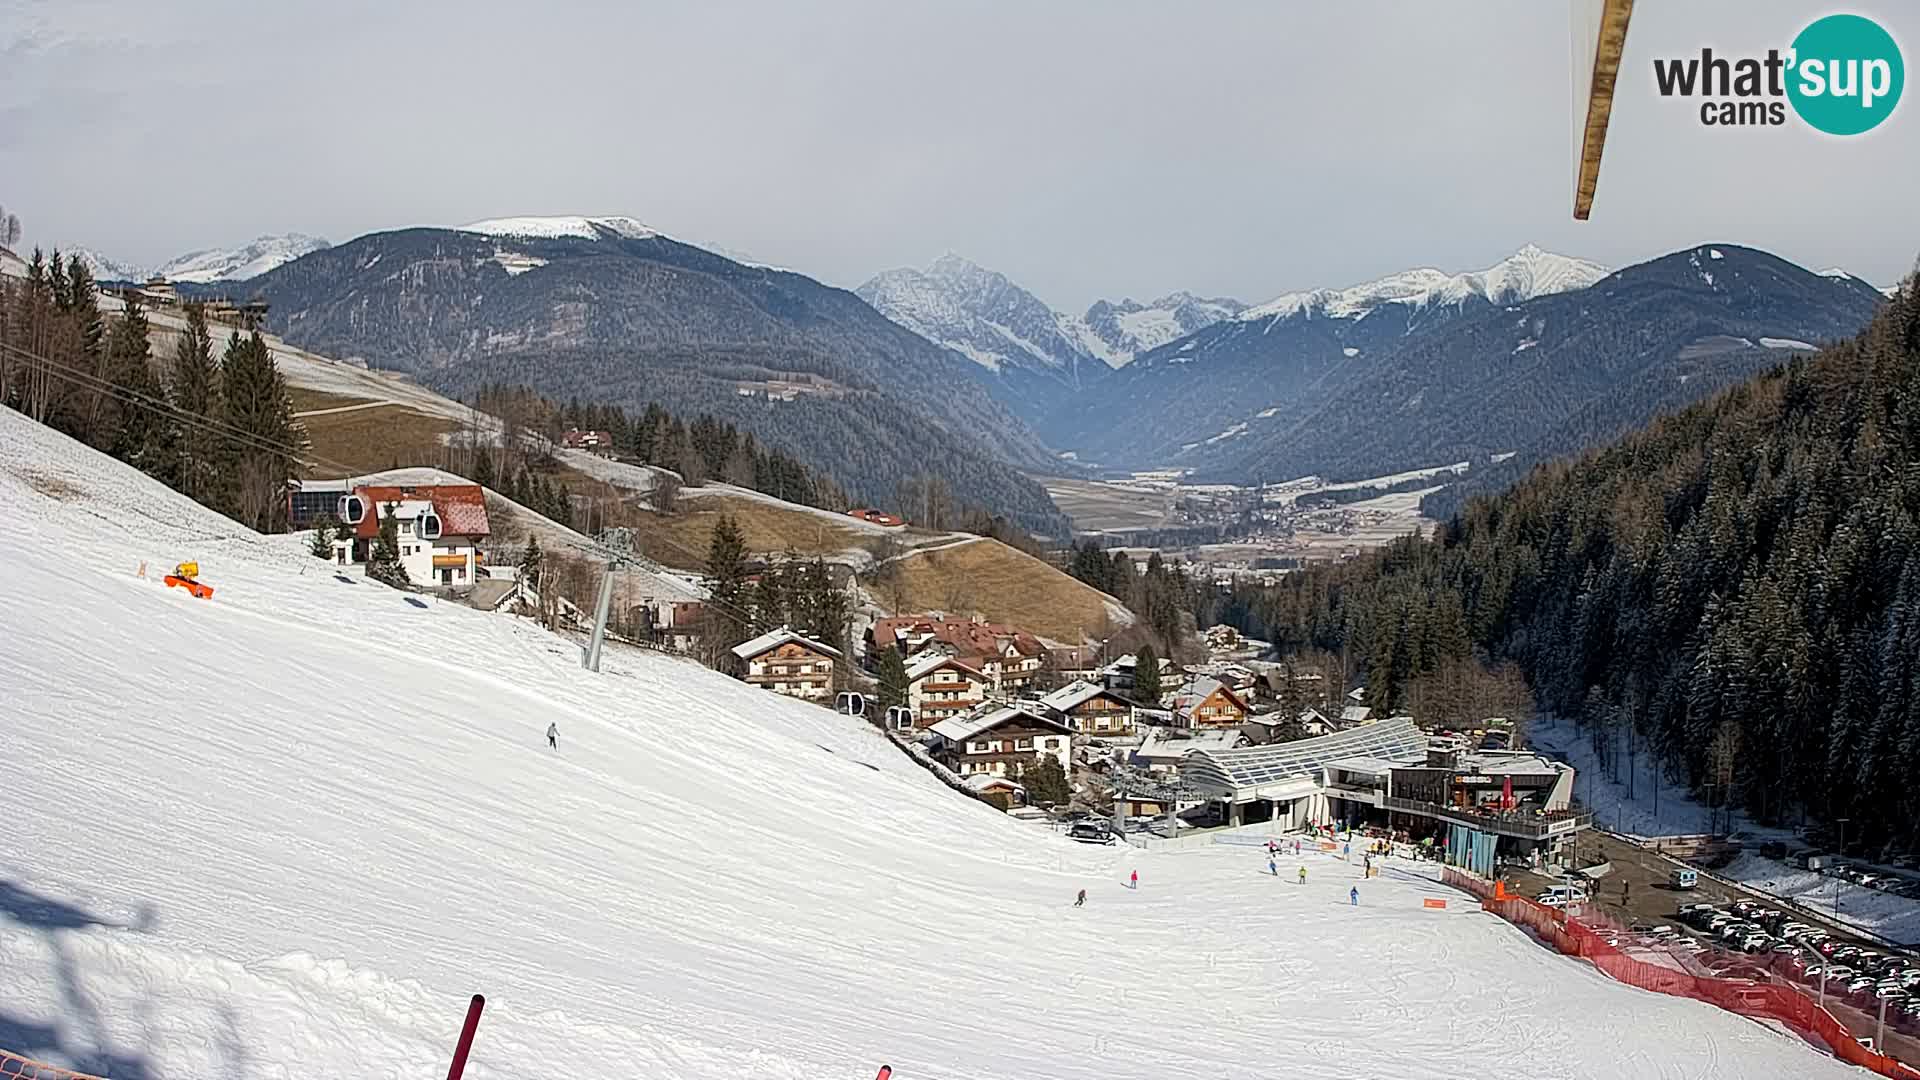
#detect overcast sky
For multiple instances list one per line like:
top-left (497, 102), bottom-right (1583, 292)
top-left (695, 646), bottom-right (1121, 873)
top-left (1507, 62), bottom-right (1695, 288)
top-left (3, 1), bottom-right (1915, 308)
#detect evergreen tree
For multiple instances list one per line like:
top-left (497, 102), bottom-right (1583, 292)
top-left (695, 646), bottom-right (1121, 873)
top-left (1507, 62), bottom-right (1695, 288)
top-left (169, 302), bottom-right (231, 512)
top-left (104, 295), bottom-right (178, 483)
top-left (1020, 754), bottom-right (1073, 806)
top-left (705, 514), bottom-right (750, 654)
top-left (472, 444), bottom-right (495, 489)
top-left (308, 515), bottom-right (336, 560)
top-left (222, 331), bottom-right (306, 532)
top-left (519, 533), bottom-right (544, 589)
top-left (876, 644), bottom-right (910, 709)
top-left (1134, 642), bottom-right (1162, 702)
top-left (367, 503), bottom-right (411, 588)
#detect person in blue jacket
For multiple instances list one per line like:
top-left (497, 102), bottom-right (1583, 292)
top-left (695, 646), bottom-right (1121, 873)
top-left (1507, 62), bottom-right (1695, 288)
top-left (1350, 885), bottom-right (1360, 906)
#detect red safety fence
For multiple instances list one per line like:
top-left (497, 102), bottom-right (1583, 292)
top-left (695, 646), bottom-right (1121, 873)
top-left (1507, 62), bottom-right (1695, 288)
top-left (0, 1051), bottom-right (105, 1080)
top-left (1482, 889), bottom-right (1920, 1079)
top-left (1441, 864), bottom-right (1497, 900)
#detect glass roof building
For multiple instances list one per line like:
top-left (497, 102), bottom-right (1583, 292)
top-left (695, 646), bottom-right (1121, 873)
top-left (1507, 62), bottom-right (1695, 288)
top-left (1180, 717), bottom-right (1428, 802)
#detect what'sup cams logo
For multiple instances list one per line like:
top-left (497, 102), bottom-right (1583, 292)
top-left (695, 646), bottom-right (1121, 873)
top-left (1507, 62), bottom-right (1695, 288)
top-left (1654, 13), bottom-right (1903, 134)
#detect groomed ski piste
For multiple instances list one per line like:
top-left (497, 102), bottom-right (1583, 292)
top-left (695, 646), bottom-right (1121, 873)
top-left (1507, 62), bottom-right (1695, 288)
top-left (0, 407), bottom-right (1864, 1079)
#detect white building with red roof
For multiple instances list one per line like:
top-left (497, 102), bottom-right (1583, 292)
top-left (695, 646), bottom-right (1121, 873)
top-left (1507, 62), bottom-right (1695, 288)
top-left (332, 482), bottom-right (492, 588)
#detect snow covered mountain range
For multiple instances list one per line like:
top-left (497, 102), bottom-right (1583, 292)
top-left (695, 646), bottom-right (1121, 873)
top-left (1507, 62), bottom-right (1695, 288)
top-left (70, 233), bottom-right (330, 284)
top-left (854, 255), bottom-right (1245, 415)
top-left (459, 215), bottom-right (659, 241)
top-left (1234, 244), bottom-right (1609, 324)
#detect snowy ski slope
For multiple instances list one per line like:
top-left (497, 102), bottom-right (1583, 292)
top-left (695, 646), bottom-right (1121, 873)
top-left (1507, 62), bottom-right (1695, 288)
top-left (0, 409), bottom-right (1860, 1080)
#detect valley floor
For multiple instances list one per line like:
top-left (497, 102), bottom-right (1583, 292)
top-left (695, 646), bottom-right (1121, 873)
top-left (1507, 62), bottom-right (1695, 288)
top-left (0, 408), bottom-right (1862, 1080)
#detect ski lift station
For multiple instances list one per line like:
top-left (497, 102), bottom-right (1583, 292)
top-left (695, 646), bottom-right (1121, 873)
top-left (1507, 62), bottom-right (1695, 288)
top-left (1177, 717), bottom-right (1593, 870)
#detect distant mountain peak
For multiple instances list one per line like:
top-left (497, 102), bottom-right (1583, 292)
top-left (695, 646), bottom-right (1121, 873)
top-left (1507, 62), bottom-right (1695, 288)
top-left (859, 255), bottom-right (1241, 385)
top-left (159, 233), bottom-right (330, 283)
top-left (1238, 246), bottom-right (1608, 324)
top-left (66, 233), bottom-right (328, 284)
top-left (458, 215), bottom-right (659, 241)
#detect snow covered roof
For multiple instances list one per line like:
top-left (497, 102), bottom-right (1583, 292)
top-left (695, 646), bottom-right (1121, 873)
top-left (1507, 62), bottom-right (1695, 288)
top-left (905, 652), bottom-right (986, 683)
top-left (1175, 677), bottom-right (1247, 712)
top-left (730, 627), bottom-right (844, 661)
top-left (963, 774), bottom-right (1024, 794)
top-left (1134, 728), bottom-right (1243, 764)
top-left (1038, 680), bottom-right (1129, 712)
top-left (929, 705), bottom-right (1071, 744)
top-left (1340, 705), bottom-right (1373, 724)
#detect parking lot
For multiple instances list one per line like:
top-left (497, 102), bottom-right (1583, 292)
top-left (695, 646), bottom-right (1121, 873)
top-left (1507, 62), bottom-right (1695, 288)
top-left (1512, 831), bottom-right (1920, 1061)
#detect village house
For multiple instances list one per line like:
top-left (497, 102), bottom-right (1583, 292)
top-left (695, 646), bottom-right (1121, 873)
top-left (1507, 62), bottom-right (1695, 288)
top-left (846, 508), bottom-right (905, 527)
top-left (867, 614), bottom-right (1048, 693)
top-left (928, 704), bottom-right (1074, 779)
top-left (1099, 653), bottom-right (1183, 696)
top-left (330, 483), bottom-right (492, 588)
top-left (1038, 680), bottom-right (1140, 740)
top-left (1240, 707), bottom-right (1333, 747)
top-left (731, 627), bottom-right (843, 701)
top-left (1171, 676), bottom-right (1251, 730)
top-left (1130, 728), bottom-right (1246, 774)
top-left (561, 428), bottom-right (616, 456)
top-left (904, 653), bottom-right (992, 728)
top-left (962, 773), bottom-right (1026, 811)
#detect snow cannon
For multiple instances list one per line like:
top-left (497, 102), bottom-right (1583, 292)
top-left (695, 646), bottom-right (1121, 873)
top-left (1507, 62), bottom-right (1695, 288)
top-left (163, 561), bottom-right (214, 600)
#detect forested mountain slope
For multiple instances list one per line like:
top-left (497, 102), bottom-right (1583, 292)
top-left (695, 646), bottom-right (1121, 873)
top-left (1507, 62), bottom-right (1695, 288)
top-left (1234, 275), bottom-right (1920, 845)
top-left (229, 224), bottom-right (1071, 534)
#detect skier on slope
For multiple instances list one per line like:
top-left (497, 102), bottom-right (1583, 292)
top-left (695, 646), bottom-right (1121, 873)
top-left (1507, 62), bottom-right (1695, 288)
top-left (546, 721), bottom-right (559, 750)
top-left (1268, 857), bottom-right (1278, 876)
top-left (1074, 889), bottom-right (1087, 907)
top-left (1298, 866), bottom-right (1307, 885)
top-left (1350, 885), bottom-right (1359, 906)
top-left (1130, 869), bottom-right (1138, 890)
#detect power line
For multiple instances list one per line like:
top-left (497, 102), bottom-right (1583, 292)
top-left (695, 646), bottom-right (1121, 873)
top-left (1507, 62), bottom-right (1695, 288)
top-left (0, 339), bottom-right (365, 476)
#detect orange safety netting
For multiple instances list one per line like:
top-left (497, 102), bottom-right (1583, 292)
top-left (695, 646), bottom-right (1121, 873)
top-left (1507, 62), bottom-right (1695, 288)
top-left (0, 1051), bottom-right (106, 1080)
top-left (1480, 890), bottom-right (1920, 1080)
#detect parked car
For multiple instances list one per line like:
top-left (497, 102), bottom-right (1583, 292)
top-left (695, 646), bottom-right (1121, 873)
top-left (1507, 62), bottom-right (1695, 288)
top-left (1678, 939), bottom-right (1710, 954)
top-left (1731, 900), bottom-right (1764, 918)
top-left (1067, 822), bottom-right (1116, 845)
top-left (1677, 902), bottom-right (1717, 918)
top-left (1779, 922), bottom-right (1814, 940)
top-left (1740, 933), bottom-right (1774, 952)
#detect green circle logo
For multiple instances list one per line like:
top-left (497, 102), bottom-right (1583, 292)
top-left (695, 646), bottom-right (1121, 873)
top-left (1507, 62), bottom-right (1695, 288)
top-left (1788, 14), bottom-right (1904, 135)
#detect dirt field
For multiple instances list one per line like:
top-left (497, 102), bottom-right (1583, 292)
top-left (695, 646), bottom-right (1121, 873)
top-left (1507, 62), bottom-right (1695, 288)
top-left (1037, 475), bottom-right (1174, 533)
top-left (291, 387), bottom-right (462, 477)
top-left (622, 495), bottom-right (886, 571)
top-left (871, 537), bottom-right (1126, 643)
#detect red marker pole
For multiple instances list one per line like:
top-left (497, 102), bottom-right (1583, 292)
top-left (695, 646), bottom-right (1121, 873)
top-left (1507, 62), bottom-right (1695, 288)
top-left (446, 994), bottom-right (486, 1080)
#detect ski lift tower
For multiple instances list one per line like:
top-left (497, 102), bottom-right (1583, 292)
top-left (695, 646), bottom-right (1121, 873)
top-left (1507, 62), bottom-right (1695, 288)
top-left (1571, 0), bottom-right (1635, 220)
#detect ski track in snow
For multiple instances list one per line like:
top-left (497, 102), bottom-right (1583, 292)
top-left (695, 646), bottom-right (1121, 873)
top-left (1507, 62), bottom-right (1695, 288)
top-left (0, 409), bottom-right (1861, 1079)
